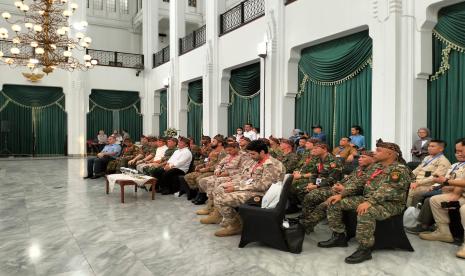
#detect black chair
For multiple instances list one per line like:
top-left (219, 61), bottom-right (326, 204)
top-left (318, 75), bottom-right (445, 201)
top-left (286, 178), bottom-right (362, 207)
top-left (238, 175), bottom-right (296, 252)
top-left (343, 210), bottom-right (414, 251)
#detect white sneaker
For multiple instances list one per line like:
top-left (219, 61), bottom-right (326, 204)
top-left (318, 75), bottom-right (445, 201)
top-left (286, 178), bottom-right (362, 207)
top-left (174, 192), bottom-right (180, 197)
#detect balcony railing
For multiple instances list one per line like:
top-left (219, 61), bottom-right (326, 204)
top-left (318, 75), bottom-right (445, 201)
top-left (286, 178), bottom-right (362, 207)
top-left (86, 49), bottom-right (144, 69)
top-left (0, 39), bottom-right (67, 63)
top-left (179, 25), bottom-right (206, 55)
top-left (153, 45), bottom-right (170, 68)
top-left (220, 0), bottom-right (265, 36)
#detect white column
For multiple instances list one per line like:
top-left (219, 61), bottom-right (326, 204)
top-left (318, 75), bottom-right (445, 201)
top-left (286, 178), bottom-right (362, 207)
top-left (263, 0), bottom-right (286, 137)
top-left (168, 0), bottom-right (186, 134)
top-left (370, 0), bottom-right (402, 148)
top-left (141, 0), bottom-right (159, 135)
top-left (66, 0), bottom-right (88, 156)
top-left (397, 0), bottom-right (429, 161)
top-left (204, 0), bottom-right (226, 135)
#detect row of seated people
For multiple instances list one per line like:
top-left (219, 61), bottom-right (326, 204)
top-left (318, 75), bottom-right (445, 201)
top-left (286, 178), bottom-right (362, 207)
top-left (85, 132), bottom-right (465, 264)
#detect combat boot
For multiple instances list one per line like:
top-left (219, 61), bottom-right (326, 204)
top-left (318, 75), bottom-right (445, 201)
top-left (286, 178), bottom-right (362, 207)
top-left (317, 232), bottom-right (348, 248)
top-left (345, 246), bottom-right (372, 264)
top-left (419, 223), bottom-right (454, 243)
top-left (196, 199), bottom-right (213, 215)
top-left (200, 208), bottom-right (222, 224)
top-left (214, 216), bottom-right (242, 237)
top-left (456, 243), bottom-right (465, 259)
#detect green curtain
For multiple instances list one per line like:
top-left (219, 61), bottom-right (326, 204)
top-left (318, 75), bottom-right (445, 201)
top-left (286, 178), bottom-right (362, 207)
top-left (228, 62), bottom-right (261, 135)
top-left (428, 2), bottom-right (465, 160)
top-left (296, 31), bottom-right (372, 148)
top-left (87, 89), bottom-right (142, 141)
top-left (159, 90), bottom-right (167, 135)
top-left (334, 68), bottom-right (372, 149)
top-left (0, 85), bottom-right (66, 156)
top-left (187, 80), bottom-right (203, 144)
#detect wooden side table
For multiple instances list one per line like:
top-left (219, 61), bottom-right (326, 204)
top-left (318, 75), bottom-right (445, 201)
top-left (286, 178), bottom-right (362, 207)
top-left (105, 176), bottom-right (157, 203)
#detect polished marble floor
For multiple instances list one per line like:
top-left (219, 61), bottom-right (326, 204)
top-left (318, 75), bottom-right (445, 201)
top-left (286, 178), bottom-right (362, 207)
top-left (1, 158), bottom-right (465, 276)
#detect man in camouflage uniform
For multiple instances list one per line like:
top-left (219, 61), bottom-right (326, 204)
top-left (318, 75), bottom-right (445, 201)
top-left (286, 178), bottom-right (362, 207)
top-left (239, 136), bottom-right (251, 152)
top-left (299, 151), bottom-right (376, 233)
top-left (128, 136), bottom-right (156, 168)
top-left (212, 140), bottom-right (285, 237)
top-left (184, 136), bottom-right (226, 190)
top-left (106, 138), bottom-right (138, 173)
top-left (136, 137), bottom-right (168, 173)
top-left (199, 136), bottom-right (212, 163)
top-left (288, 143), bottom-right (342, 209)
top-left (197, 142), bottom-right (251, 217)
top-left (144, 138), bottom-right (178, 189)
top-left (318, 141), bottom-right (412, 264)
top-left (278, 139), bottom-right (300, 174)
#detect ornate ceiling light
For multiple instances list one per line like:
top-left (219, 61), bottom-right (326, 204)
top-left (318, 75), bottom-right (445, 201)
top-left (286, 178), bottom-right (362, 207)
top-left (0, 0), bottom-right (97, 76)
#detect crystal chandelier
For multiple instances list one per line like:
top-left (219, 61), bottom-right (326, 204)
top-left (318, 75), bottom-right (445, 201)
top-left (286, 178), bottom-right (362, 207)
top-left (0, 0), bottom-right (97, 75)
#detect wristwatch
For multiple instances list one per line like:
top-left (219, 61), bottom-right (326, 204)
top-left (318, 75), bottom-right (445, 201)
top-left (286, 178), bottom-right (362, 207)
top-left (442, 179), bottom-right (450, 187)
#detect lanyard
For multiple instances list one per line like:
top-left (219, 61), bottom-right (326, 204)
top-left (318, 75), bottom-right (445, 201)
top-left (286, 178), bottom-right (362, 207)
top-left (366, 168), bottom-right (384, 186)
top-left (422, 153), bottom-right (443, 167)
top-left (450, 162), bottom-right (465, 173)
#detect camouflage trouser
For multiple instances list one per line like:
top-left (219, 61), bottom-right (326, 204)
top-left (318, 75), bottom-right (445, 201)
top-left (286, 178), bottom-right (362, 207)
top-left (213, 185), bottom-right (262, 226)
top-left (198, 176), bottom-right (232, 198)
top-left (106, 157), bottom-right (131, 173)
top-left (299, 187), bottom-right (333, 233)
top-left (137, 163), bottom-right (152, 173)
top-left (327, 196), bottom-right (403, 248)
top-left (184, 171), bottom-right (214, 189)
top-left (288, 178), bottom-right (311, 205)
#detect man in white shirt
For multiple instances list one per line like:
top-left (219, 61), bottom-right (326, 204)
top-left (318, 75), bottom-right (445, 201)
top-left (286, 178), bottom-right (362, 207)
top-left (136, 138), bottom-right (168, 173)
top-left (243, 123), bottom-right (257, 141)
top-left (160, 137), bottom-right (193, 195)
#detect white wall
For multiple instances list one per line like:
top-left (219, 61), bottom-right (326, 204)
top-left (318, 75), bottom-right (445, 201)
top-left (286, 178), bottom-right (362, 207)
top-left (86, 24), bottom-right (142, 53)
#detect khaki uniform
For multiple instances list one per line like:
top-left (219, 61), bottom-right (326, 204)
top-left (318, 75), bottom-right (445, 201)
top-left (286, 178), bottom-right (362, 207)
top-left (332, 145), bottom-right (357, 160)
top-left (213, 156), bottom-right (285, 226)
top-left (106, 144), bottom-right (138, 173)
top-left (199, 152), bottom-right (253, 200)
top-left (327, 162), bottom-right (413, 248)
top-left (430, 162), bottom-right (465, 230)
top-left (407, 154), bottom-right (451, 206)
top-left (184, 149), bottom-right (226, 189)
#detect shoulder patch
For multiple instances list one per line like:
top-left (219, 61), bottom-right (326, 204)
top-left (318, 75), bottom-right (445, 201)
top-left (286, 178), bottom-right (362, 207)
top-left (390, 170), bottom-right (401, 182)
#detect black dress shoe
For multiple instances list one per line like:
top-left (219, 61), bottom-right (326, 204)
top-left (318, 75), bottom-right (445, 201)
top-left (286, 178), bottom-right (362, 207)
top-left (317, 232), bottom-right (348, 248)
top-left (194, 193), bottom-right (207, 205)
top-left (161, 190), bottom-right (171, 195)
top-left (191, 192), bottom-right (201, 203)
top-left (345, 247), bottom-right (372, 264)
top-left (178, 190), bottom-right (186, 197)
top-left (90, 175), bottom-right (101, 179)
top-left (83, 176), bottom-right (92, 179)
